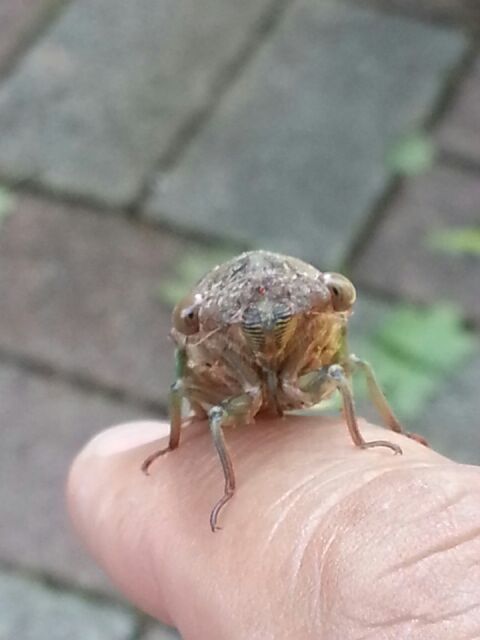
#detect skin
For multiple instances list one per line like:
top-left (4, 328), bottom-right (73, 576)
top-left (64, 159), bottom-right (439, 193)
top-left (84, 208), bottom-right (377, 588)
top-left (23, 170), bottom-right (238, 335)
top-left (67, 415), bottom-right (480, 640)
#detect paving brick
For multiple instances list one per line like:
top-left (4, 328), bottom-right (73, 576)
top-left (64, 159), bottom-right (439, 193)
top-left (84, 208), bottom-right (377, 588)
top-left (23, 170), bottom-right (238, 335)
top-left (0, 0), bottom-right (57, 70)
top-left (349, 0), bottom-right (480, 28)
top-left (145, 1), bottom-right (466, 268)
top-left (0, 196), bottom-right (191, 403)
top-left (0, 572), bottom-right (136, 640)
top-left (348, 291), bottom-right (392, 340)
top-left (352, 164), bottom-right (480, 324)
top-left (0, 361), bottom-right (153, 591)
top-left (0, 0), bottom-right (278, 206)
top-left (421, 353), bottom-right (480, 465)
top-left (438, 55), bottom-right (480, 163)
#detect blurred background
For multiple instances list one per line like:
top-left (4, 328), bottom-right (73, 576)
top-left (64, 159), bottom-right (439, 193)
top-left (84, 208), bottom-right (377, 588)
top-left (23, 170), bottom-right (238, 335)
top-left (0, 0), bottom-right (479, 638)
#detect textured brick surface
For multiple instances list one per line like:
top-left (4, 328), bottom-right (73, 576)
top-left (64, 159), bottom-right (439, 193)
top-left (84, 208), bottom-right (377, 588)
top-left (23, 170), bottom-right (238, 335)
top-left (0, 0), bottom-right (277, 205)
top-left (352, 164), bottom-right (480, 324)
top-left (0, 362), bottom-right (153, 591)
top-left (438, 55), bottom-right (480, 163)
top-left (0, 572), bottom-right (136, 640)
top-left (0, 196), bottom-right (189, 404)
top-left (145, 1), bottom-right (466, 268)
top-left (421, 353), bottom-right (480, 465)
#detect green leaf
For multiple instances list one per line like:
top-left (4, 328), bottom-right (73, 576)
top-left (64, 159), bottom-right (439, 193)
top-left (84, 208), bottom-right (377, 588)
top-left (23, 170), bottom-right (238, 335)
top-left (377, 304), bottom-right (474, 371)
top-left (386, 132), bottom-right (435, 176)
top-left (155, 247), bottom-right (238, 307)
top-left (427, 227), bottom-right (480, 256)
top-left (353, 337), bottom-right (438, 419)
top-left (351, 304), bottom-right (476, 419)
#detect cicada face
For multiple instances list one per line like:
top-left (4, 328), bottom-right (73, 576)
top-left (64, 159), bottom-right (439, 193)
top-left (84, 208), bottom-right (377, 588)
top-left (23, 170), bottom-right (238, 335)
top-left (171, 250), bottom-right (356, 381)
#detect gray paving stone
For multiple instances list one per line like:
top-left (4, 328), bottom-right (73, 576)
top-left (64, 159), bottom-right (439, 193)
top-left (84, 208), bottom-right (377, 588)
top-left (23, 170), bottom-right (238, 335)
top-left (347, 291), bottom-right (391, 340)
top-left (0, 196), bottom-right (189, 404)
top-left (352, 164), bottom-right (480, 324)
top-left (0, 0), bottom-right (276, 206)
top-left (438, 55), bottom-right (480, 163)
top-left (145, 1), bottom-right (466, 268)
top-left (421, 353), bottom-right (480, 465)
top-left (0, 572), bottom-right (136, 640)
top-left (0, 361), bottom-right (152, 592)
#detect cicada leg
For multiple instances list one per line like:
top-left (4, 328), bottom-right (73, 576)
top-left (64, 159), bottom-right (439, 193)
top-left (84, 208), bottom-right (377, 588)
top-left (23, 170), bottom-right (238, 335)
top-left (143, 339), bottom-right (262, 530)
top-left (141, 377), bottom-right (184, 475)
top-left (208, 390), bottom-right (262, 532)
top-left (348, 355), bottom-right (428, 447)
top-left (208, 405), bottom-right (235, 532)
top-left (141, 346), bottom-right (189, 475)
top-left (297, 364), bottom-right (402, 454)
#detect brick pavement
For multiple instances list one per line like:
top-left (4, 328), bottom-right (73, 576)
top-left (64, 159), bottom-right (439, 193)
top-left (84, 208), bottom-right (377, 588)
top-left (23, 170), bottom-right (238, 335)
top-left (0, 360), bottom-right (154, 592)
top-left (0, 0), bottom-right (286, 206)
top-left (352, 162), bottom-right (480, 323)
top-left (0, 1), bottom-right (479, 638)
top-left (0, 572), bottom-right (138, 640)
top-left (145, 1), bottom-right (466, 266)
top-left (0, 196), bottom-right (187, 405)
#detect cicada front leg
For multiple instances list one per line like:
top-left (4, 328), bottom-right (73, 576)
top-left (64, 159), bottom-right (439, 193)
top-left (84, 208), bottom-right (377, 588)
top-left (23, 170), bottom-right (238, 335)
top-left (207, 389), bottom-right (262, 532)
top-left (141, 348), bottom-right (187, 475)
top-left (296, 364), bottom-right (402, 454)
top-left (348, 355), bottom-right (428, 447)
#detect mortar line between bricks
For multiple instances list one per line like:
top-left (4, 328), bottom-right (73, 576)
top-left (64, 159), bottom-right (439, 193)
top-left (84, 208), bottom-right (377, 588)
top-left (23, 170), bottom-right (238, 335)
top-left (0, 176), bottom-right (130, 218)
top-left (342, 177), bottom-right (402, 273)
top-left (130, 0), bottom-right (297, 214)
top-left (0, 178), bottom-right (251, 253)
top-left (0, 0), bottom-right (73, 83)
top-left (337, 0), bottom-right (480, 32)
top-left (343, 40), bottom-right (478, 272)
top-left (0, 347), bottom-right (168, 416)
top-left (438, 148), bottom-right (480, 178)
top-left (423, 42), bottom-right (479, 130)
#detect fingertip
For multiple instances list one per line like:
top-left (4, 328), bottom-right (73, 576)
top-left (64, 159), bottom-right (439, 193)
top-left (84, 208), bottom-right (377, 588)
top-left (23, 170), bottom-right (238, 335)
top-left (74, 420), bottom-right (171, 459)
top-left (66, 421), bottom-right (176, 623)
top-left (67, 420), bottom-right (169, 529)
top-left (65, 415), bottom-right (450, 639)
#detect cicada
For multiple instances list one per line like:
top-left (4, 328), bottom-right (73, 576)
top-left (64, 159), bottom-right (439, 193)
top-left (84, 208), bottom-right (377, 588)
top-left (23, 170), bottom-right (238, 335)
top-left (143, 251), bottom-right (425, 530)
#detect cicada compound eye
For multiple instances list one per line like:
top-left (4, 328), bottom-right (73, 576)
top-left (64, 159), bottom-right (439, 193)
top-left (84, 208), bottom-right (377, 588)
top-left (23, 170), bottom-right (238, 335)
top-left (324, 273), bottom-right (356, 312)
top-left (172, 292), bottom-right (201, 335)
